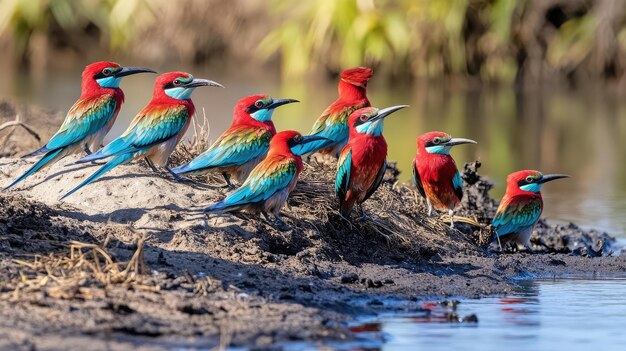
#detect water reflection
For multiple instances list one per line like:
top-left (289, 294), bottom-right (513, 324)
top-left (337, 278), bottom-right (626, 351)
top-left (1, 60), bottom-right (625, 234)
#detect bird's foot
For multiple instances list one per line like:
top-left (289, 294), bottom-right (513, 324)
top-left (357, 205), bottom-right (370, 220)
top-left (83, 145), bottom-right (92, 155)
top-left (273, 214), bottom-right (292, 231)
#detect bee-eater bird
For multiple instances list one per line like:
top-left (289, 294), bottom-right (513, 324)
top-left (170, 95), bottom-right (299, 186)
top-left (335, 105), bottom-right (408, 218)
top-left (60, 72), bottom-right (223, 200)
top-left (4, 61), bottom-right (155, 190)
top-left (204, 130), bottom-right (327, 228)
top-left (492, 170), bottom-right (569, 249)
top-left (413, 131), bottom-right (477, 228)
top-left (296, 66), bottom-right (373, 156)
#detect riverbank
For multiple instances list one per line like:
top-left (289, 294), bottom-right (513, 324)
top-left (0, 102), bottom-right (624, 350)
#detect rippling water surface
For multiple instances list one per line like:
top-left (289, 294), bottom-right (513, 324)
top-left (288, 278), bottom-right (626, 351)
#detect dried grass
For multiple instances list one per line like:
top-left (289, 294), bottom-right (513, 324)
top-left (1, 234), bottom-right (156, 301)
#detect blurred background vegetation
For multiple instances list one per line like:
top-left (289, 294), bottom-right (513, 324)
top-left (1, 0), bottom-right (626, 87)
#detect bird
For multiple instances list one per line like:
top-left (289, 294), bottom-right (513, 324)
top-left (413, 131), bottom-right (477, 228)
top-left (335, 105), bottom-right (408, 218)
top-left (4, 61), bottom-right (155, 190)
top-left (204, 130), bottom-right (327, 229)
top-left (295, 66), bottom-right (373, 156)
top-left (60, 72), bottom-right (223, 200)
top-left (492, 170), bottom-right (570, 249)
top-left (170, 95), bottom-right (298, 186)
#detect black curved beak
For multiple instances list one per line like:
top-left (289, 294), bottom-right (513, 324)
top-left (539, 174), bottom-right (570, 184)
top-left (370, 105), bottom-right (410, 122)
top-left (444, 137), bottom-right (477, 147)
top-left (267, 98), bottom-right (299, 110)
top-left (186, 78), bottom-right (224, 88)
top-left (115, 67), bottom-right (156, 77)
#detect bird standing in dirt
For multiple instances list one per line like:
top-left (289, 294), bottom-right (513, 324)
top-left (60, 72), bottom-right (223, 199)
top-left (295, 66), bottom-right (373, 156)
top-left (171, 95), bottom-right (298, 186)
top-left (4, 61), bottom-right (155, 190)
top-left (205, 130), bottom-right (327, 229)
top-left (492, 170), bottom-right (569, 249)
top-left (413, 131), bottom-right (477, 228)
top-left (335, 105), bottom-right (408, 218)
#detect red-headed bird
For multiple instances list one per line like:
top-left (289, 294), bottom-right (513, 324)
top-left (60, 72), bottom-right (223, 199)
top-left (4, 61), bottom-right (155, 190)
top-left (492, 170), bottom-right (569, 249)
top-left (413, 131), bottom-right (476, 228)
top-left (335, 105), bottom-right (408, 218)
top-left (204, 130), bottom-right (327, 229)
top-left (297, 67), bottom-right (373, 156)
top-left (171, 95), bottom-right (298, 186)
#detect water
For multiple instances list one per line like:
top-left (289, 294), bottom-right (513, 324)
top-left (1, 60), bottom-right (626, 235)
top-left (298, 278), bottom-right (626, 351)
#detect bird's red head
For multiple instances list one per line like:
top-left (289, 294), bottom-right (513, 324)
top-left (232, 94), bottom-right (299, 127)
top-left (505, 170), bottom-right (570, 195)
top-left (417, 131), bottom-right (451, 150)
top-left (81, 61), bottom-right (121, 93)
top-left (269, 130), bottom-right (303, 156)
top-left (340, 67), bottom-right (374, 87)
top-left (152, 72), bottom-right (223, 101)
top-left (347, 105), bottom-right (408, 136)
top-left (83, 61), bottom-right (121, 80)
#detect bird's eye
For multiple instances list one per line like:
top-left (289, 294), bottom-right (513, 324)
top-left (359, 114), bottom-right (368, 122)
top-left (173, 79), bottom-right (182, 86)
top-left (102, 68), bottom-right (113, 76)
top-left (255, 100), bottom-right (265, 108)
top-left (432, 137), bottom-right (441, 144)
top-left (293, 135), bottom-right (303, 142)
top-left (526, 176), bottom-right (534, 183)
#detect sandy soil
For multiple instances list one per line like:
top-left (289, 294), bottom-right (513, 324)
top-left (0, 100), bottom-right (624, 350)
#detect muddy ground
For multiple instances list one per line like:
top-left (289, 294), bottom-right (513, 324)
top-left (0, 100), bottom-right (624, 350)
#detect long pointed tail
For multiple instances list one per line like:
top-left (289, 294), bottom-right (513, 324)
top-left (21, 146), bottom-right (50, 159)
top-left (292, 136), bottom-right (332, 156)
top-left (4, 148), bottom-right (64, 190)
top-left (204, 201), bottom-right (243, 214)
top-left (60, 153), bottom-right (133, 200)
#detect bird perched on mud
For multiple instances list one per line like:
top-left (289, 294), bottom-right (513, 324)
top-left (335, 105), bottom-right (408, 218)
top-left (171, 95), bottom-right (298, 186)
top-left (492, 170), bottom-right (569, 249)
top-left (60, 72), bottom-right (223, 199)
top-left (413, 131), bottom-right (477, 228)
top-left (205, 130), bottom-right (327, 229)
top-left (4, 61), bottom-right (155, 190)
top-left (295, 66), bottom-right (373, 156)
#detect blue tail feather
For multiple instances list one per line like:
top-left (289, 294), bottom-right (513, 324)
top-left (61, 153), bottom-right (133, 200)
top-left (21, 146), bottom-right (50, 159)
top-left (5, 148), bottom-right (64, 190)
top-left (76, 138), bottom-right (132, 164)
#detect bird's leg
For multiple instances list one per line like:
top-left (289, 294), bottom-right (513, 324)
top-left (261, 211), bottom-right (272, 223)
top-left (145, 157), bottom-right (160, 173)
top-left (222, 173), bottom-right (233, 188)
top-left (358, 205), bottom-right (369, 220)
top-left (449, 209), bottom-right (455, 229)
top-left (273, 213), bottom-right (291, 231)
top-left (83, 144), bottom-right (92, 155)
top-left (426, 198), bottom-right (433, 217)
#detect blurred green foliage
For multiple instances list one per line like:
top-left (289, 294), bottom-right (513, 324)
top-left (1, 0), bottom-right (625, 83)
top-left (0, 0), bottom-right (153, 55)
